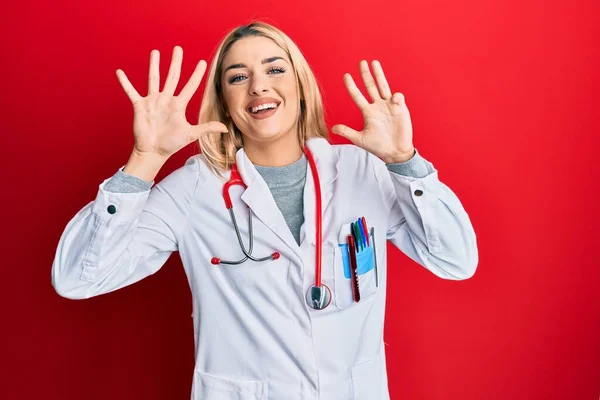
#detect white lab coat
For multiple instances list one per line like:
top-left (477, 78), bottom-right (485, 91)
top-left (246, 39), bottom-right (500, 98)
top-left (52, 137), bottom-right (478, 400)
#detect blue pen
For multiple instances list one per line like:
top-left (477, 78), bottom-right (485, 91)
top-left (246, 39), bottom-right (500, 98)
top-left (357, 218), bottom-right (367, 249)
top-left (354, 221), bottom-right (364, 252)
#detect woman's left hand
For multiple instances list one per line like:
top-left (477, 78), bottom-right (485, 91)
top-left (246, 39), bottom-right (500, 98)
top-left (332, 60), bottom-right (415, 163)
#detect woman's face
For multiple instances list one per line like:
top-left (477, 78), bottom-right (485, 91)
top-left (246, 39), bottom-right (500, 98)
top-left (220, 36), bottom-right (300, 145)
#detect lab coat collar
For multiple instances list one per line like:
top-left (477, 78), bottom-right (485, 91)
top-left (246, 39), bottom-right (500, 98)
top-left (234, 137), bottom-right (339, 257)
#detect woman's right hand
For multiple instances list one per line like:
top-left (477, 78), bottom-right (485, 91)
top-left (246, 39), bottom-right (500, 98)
top-left (116, 46), bottom-right (227, 160)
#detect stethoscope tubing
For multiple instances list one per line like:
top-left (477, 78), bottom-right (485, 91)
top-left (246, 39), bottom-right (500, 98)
top-left (304, 147), bottom-right (322, 287)
top-left (221, 208), bottom-right (277, 264)
top-left (211, 146), bottom-right (330, 310)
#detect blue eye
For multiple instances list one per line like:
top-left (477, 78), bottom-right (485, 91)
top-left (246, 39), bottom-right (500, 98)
top-left (227, 66), bottom-right (286, 84)
top-left (268, 66), bottom-right (286, 74)
top-left (229, 74), bottom-right (245, 84)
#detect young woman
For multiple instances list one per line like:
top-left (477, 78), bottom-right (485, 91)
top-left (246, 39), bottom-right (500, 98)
top-left (52, 21), bottom-right (478, 400)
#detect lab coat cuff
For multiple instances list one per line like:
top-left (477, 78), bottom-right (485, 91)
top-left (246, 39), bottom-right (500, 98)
top-left (103, 166), bottom-right (154, 193)
top-left (92, 174), bottom-right (151, 225)
top-left (389, 162), bottom-right (442, 252)
top-left (390, 166), bottom-right (441, 211)
top-left (386, 149), bottom-right (433, 178)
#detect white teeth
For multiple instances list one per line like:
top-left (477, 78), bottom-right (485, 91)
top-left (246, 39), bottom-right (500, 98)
top-left (250, 103), bottom-right (278, 113)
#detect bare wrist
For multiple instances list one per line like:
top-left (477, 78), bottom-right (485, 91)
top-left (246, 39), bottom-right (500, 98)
top-left (123, 150), bottom-right (168, 182)
top-left (382, 148), bottom-right (416, 164)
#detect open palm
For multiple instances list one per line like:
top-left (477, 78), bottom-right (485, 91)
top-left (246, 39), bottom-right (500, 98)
top-left (332, 60), bottom-right (415, 164)
top-left (116, 46), bottom-right (228, 159)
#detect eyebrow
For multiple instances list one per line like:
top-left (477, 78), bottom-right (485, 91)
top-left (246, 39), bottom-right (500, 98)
top-left (223, 56), bottom-right (287, 73)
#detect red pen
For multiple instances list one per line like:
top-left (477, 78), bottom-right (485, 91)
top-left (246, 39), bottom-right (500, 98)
top-left (361, 217), bottom-right (369, 246)
top-left (347, 234), bottom-right (360, 302)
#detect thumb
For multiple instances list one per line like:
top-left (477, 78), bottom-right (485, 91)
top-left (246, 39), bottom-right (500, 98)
top-left (392, 92), bottom-right (405, 105)
top-left (332, 124), bottom-right (361, 145)
top-left (192, 121), bottom-right (229, 139)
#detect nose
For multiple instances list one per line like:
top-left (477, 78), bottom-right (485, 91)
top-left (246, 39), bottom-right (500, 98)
top-left (248, 74), bottom-right (270, 95)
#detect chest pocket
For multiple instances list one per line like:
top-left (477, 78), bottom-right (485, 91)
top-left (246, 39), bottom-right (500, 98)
top-left (333, 220), bottom-right (380, 309)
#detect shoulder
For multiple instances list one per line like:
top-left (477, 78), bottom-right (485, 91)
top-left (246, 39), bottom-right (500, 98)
top-left (331, 142), bottom-right (387, 178)
top-left (160, 152), bottom-right (222, 183)
top-left (151, 153), bottom-right (218, 207)
top-left (330, 143), bottom-right (394, 207)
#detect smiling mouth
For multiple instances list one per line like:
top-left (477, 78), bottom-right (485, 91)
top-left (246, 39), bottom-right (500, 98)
top-left (247, 102), bottom-right (280, 114)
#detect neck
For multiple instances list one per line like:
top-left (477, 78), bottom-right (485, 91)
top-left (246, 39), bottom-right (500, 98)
top-left (243, 133), bottom-right (303, 167)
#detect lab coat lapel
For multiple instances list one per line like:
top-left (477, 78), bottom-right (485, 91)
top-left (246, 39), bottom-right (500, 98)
top-left (235, 147), bottom-right (301, 260)
top-left (234, 137), bottom-right (340, 257)
top-left (300, 137), bottom-right (340, 246)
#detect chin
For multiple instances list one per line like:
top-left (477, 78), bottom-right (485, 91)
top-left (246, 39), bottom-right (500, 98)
top-left (244, 124), bottom-right (296, 143)
top-left (247, 132), bottom-right (286, 144)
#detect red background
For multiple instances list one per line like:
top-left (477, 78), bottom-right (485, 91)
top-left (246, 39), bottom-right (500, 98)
top-left (2, 0), bottom-right (599, 399)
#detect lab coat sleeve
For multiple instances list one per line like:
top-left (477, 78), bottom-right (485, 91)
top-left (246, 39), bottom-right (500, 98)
top-left (371, 151), bottom-right (478, 280)
top-left (103, 166), bottom-right (155, 193)
top-left (51, 158), bottom-right (197, 299)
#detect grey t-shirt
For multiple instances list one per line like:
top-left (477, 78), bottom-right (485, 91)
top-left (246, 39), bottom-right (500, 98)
top-left (103, 149), bottom-right (432, 245)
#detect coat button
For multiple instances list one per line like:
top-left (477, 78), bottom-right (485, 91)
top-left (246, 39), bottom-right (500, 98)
top-left (414, 189), bottom-right (423, 197)
top-left (107, 205), bottom-right (117, 214)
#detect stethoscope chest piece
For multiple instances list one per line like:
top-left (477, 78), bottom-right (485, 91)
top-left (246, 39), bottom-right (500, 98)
top-left (306, 284), bottom-right (331, 310)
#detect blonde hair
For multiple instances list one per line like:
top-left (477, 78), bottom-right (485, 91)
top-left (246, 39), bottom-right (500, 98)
top-left (196, 21), bottom-right (329, 177)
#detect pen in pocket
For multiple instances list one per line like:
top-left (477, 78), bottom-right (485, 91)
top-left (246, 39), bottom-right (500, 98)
top-left (353, 222), bottom-right (363, 252)
top-left (347, 234), bottom-right (361, 302)
top-left (361, 217), bottom-right (369, 246)
top-left (350, 222), bottom-right (358, 252)
top-left (370, 227), bottom-right (379, 287)
top-left (357, 217), bottom-right (367, 248)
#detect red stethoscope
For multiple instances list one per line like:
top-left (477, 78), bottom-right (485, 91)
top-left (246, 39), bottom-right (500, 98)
top-left (210, 146), bottom-right (331, 310)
